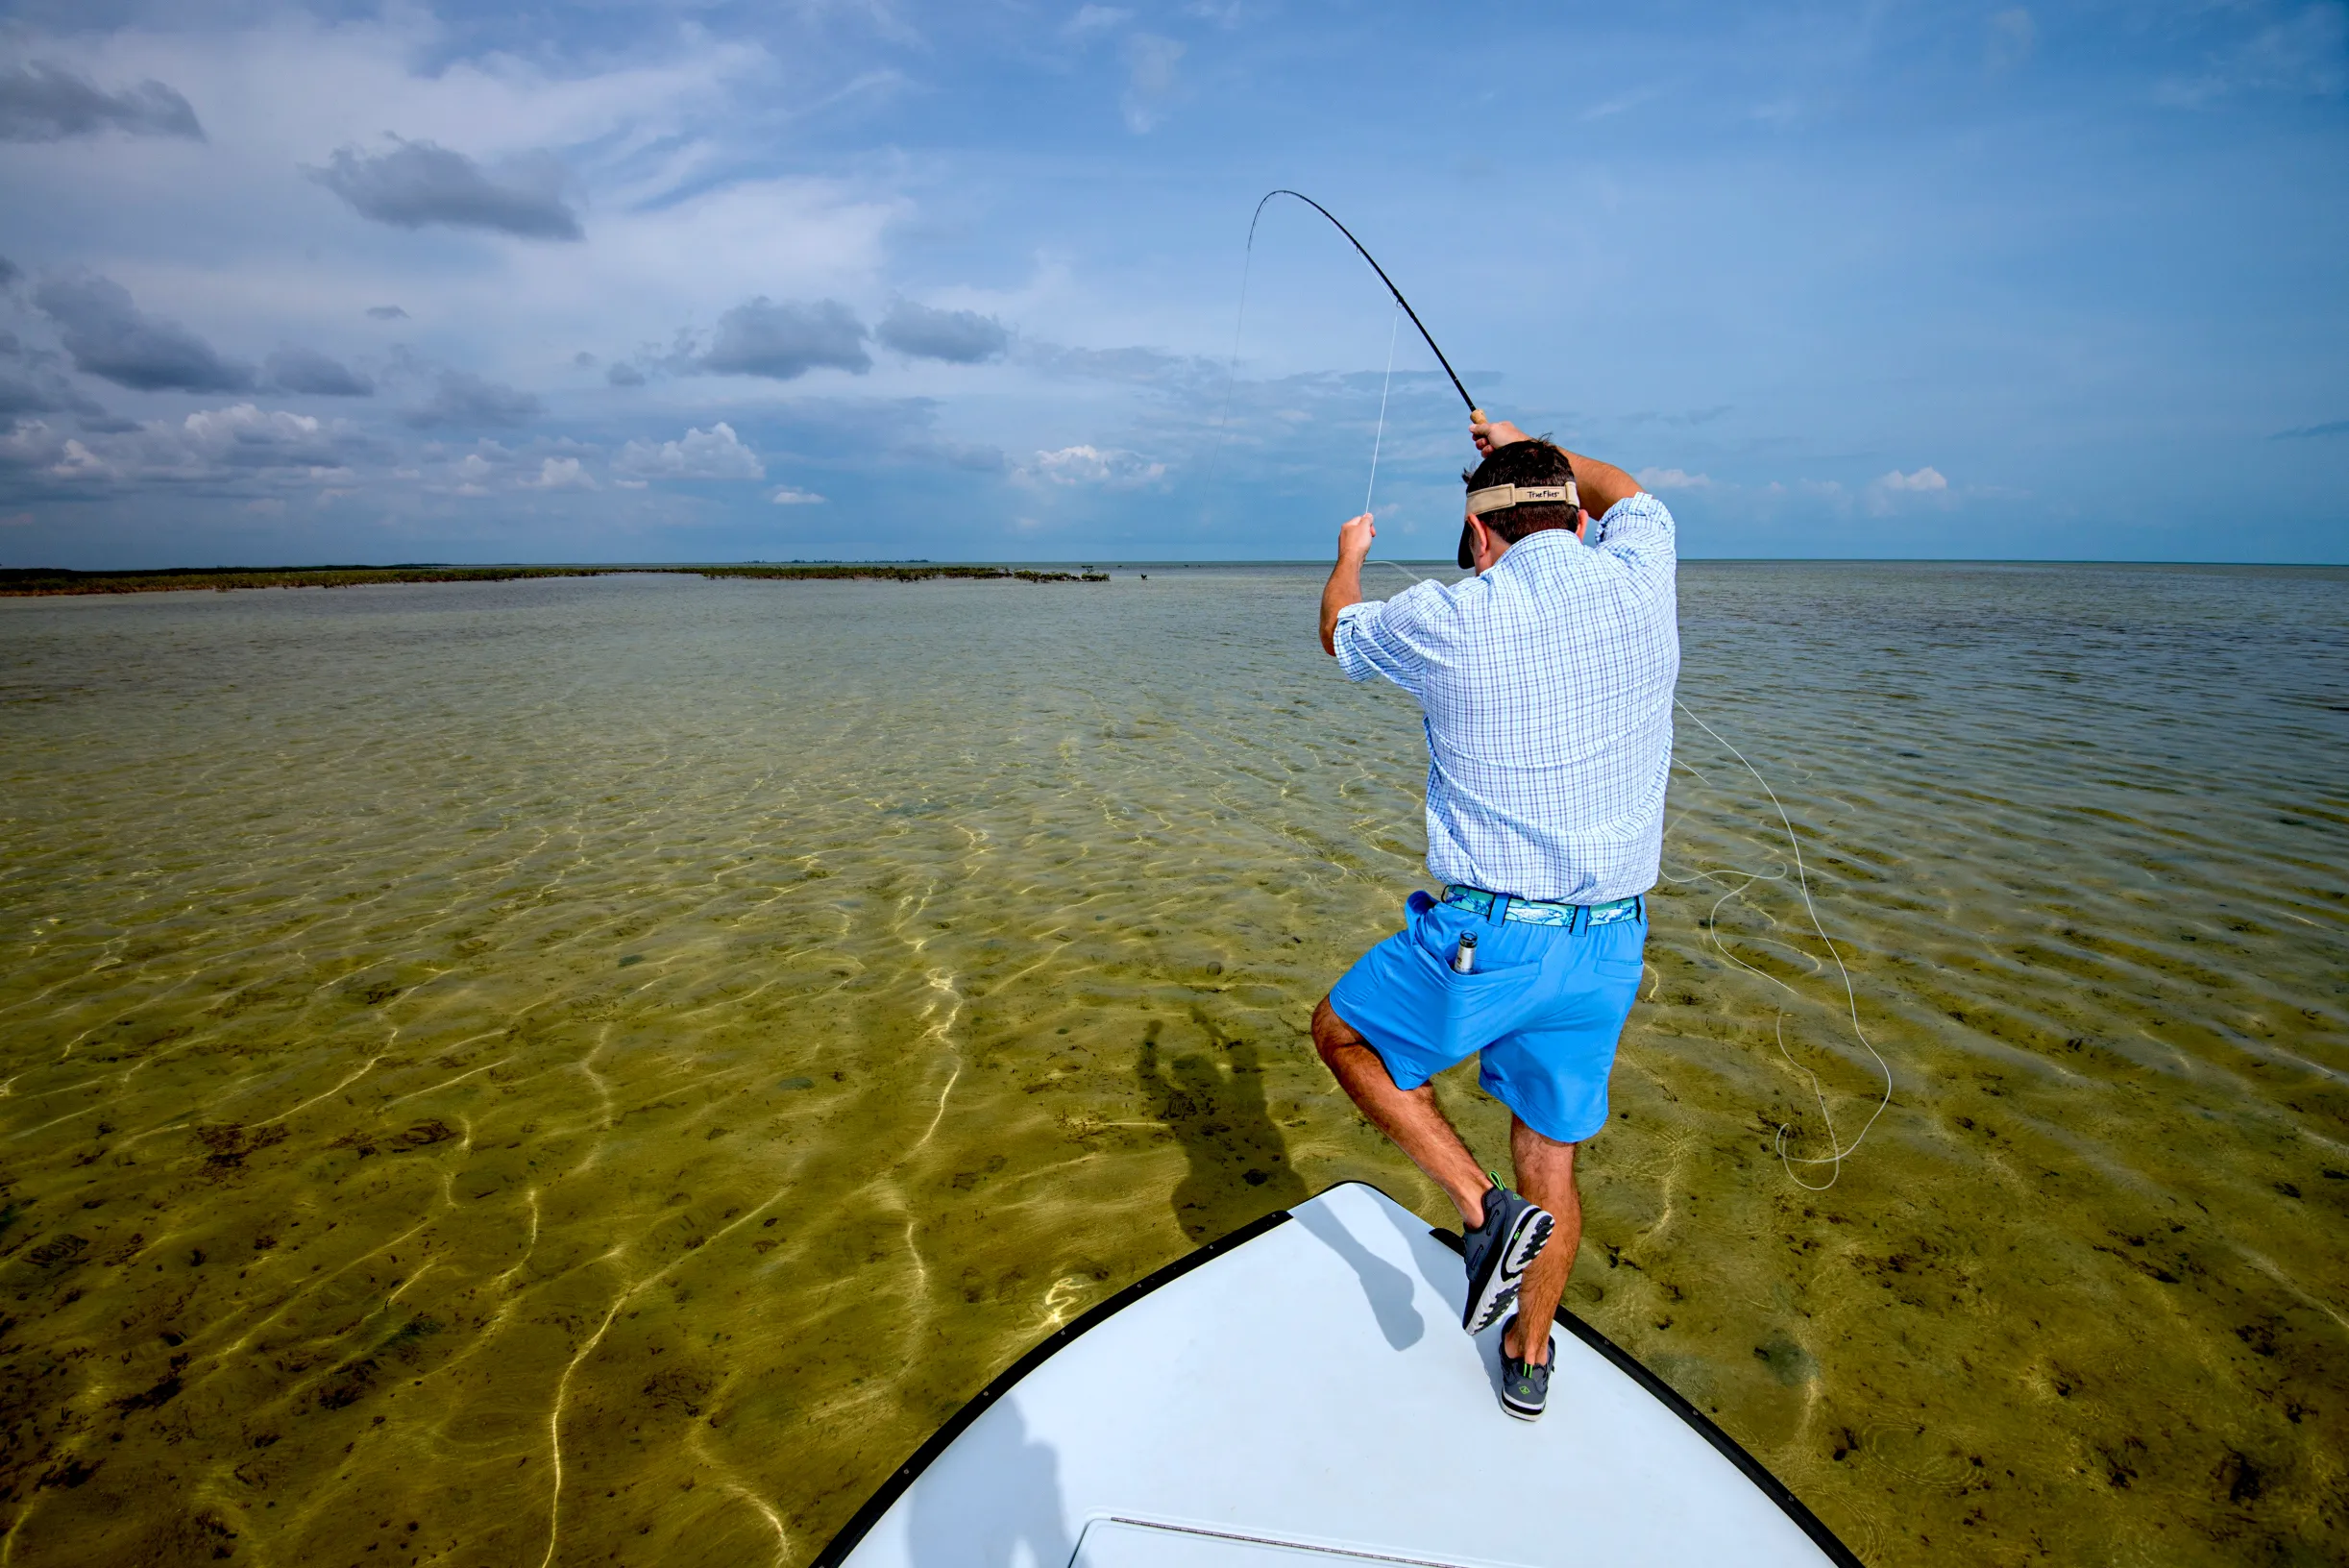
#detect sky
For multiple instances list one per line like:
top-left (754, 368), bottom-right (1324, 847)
top-left (0, 1), bottom-right (2343, 568)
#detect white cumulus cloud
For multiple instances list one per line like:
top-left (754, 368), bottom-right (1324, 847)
top-left (1637, 467), bottom-right (1712, 491)
top-left (523, 455), bottom-right (597, 490)
top-left (1865, 465), bottom-right (1952, 516)
top-left (1018, 444), bottom-right (1165, 487)
top-left (1877, 465), bottom-right (1947, 493)
top-left (614, 421), bottom-right (765, 480)
top-left (771, 485), bottom-right (825, 504)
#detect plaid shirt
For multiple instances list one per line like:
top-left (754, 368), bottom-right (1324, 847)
top-left (1333, 494), bottom-right (1680, 903)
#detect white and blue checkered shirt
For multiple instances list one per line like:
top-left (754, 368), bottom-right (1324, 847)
top-left (1333, 494), bottom-right (1681, 903)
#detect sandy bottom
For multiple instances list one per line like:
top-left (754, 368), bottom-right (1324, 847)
top-left (0, 562), bottom-right (2341, 1567)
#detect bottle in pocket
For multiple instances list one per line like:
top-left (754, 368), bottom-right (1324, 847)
top-left (1453, 932), bottom-right (1478, 974)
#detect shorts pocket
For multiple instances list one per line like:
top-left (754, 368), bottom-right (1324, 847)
top-left (1591, 919), bottom-right (1647, 984)
top-left (1402, 919), bottom-right (1543, 1055)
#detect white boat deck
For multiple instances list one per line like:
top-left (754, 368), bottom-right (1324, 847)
top-left (822, 1182), bottom-right (1857, 1568)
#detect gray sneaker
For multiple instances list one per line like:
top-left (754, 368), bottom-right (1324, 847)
top-left (1459, 1179), bottom-right (1554, 1335)
top-left (1499, 1314), bottom-right (1556, 1421)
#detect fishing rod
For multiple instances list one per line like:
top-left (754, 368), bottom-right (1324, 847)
top-left (1246, 190), bottom-right (1492, 567)
top-left (1248, 190), bottom-right (1485, 427)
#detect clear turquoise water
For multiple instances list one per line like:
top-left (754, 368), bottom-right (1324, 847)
top-left (0, 562), bottom-right (2343, 1566)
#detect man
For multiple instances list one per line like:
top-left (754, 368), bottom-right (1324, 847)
top-left (1311, 416), bottom-right (1679, 1421)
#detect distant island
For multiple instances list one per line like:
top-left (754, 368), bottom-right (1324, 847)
top-left (0, 564), bottom-right (1111, 597)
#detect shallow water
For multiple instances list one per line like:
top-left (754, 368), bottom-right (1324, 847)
top-left (0, 561), bottom-right (2343, 1567)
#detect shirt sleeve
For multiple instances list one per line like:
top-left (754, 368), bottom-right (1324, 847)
top-left (1589, 492), bottom-right (1677, 586)
top-left (1332, 589), bottom-right (1434, 692)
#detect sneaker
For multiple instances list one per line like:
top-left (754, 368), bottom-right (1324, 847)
top-left (1499, 1314), bottom-right (1556, 1421)
top-left (1458, 1177), bottom-right (1554, 1335)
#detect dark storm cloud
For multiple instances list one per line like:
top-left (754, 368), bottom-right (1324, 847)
top-left (309, 138), bottom-right (582, 241)
top-left (365, 305), bottom-right (408, 320)
top-left (0, 61), bottom-right (203, 142)
top-left (607, 362), bottom-right (646, 387)
top-left (33, 273), bottom-right (253, 392)
top-left (700, 298), bottom-right (869, 380)
top-left (264, 347), bottom-right (373, 397)
top-left (0, 256), bottom-right (19, 289)
top-left (402, 369), bottom-right (540, 428)
top-left (874, 299), bottom-right (1009, 363)
top-left (0, 330), bottom-right (94, 417)
top-left (0, 372), bottom-right (69, 415)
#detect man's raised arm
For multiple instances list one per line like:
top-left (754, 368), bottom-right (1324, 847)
top-left (1472, 418), bottom-right (1645, 516)
top-left (1319, 511), bottom-right (1376, 656)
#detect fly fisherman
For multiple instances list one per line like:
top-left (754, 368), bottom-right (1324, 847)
top-left (1312, 417), bottom-right (1679, 1421)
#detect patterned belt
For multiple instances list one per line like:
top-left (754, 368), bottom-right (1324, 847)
top-left (1442, 885), bottom-right (1644, 929)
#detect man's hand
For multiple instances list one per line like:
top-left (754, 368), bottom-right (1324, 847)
top-left (1471, 417), bottom-right (1529, 456)
top-left (1320, 512), bottom-right (1376, 656)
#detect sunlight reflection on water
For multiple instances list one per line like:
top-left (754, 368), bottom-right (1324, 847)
top-left (0, 562), bottom-right (2343, 1566)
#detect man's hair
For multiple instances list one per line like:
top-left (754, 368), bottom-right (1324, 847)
top-left (1463, 438), bottom-right (1579, 543)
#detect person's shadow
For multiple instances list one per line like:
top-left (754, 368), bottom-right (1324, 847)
top-left (1136, 1027), bottom-right (1309, 1242)
top-left (907, 1400), bottom-right (1071, 1568)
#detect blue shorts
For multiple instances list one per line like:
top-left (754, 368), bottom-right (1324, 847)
top-left (1328, 890), bottom-right (1647, 1144)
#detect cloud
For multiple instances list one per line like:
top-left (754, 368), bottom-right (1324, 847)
top-left (2272, 418), bottom-right (2349, 439)
top-left (1637, 467), bottom-right (1713, 491)
top-left (1018, 340), bottom-right (1212, 388)
top-left (264, 347), bottom-right (374, 397)
top-left (1068, 6), bottom-right (1134, 36)
top-left (3, 404), bottom-right (373, 485)
top-left (701, 298), bottom-right (869, 380)
top-left (1876, 466), bottom-right (1948, 492)
top-left (614, 422), bottom-right (765, 479)
top-left (1864, 465), bottom-right (1952, 515)
top-left (771, 486), bottom-right (826, 504)
top-left (365, 305), bottom-right (408, 321)
top-left (1578, 87), bottom-right (1659, 123)
top-left (1122, 35), bottom-right (1185, 133)
top-left (1986, 9), bottom-right (2035, 74)
top-left (606, 362), bottom-right (647, 387)
top-left (899, 437), bottom-right (1006, 473)
top-left (403, 370), bottom-right (541, 429)
top-left (0, 257), bottom-right (19, 289)
top-left (0, 336), bottom-right (104, 419)
top-left (522, 455), bottom-right (597, 491)
top-left (34, 273), bottom-right (253, 392)
top-left (1018, 444), bottom-right (1166, 486)
top-left (0, 374), bottom-right (71, 417)
top-left (874, 300), bottom-right (1010, 363)
top-left (308, 137), bottom-right (583, 241)
top-left (0, 62), bottom-right (204, 142)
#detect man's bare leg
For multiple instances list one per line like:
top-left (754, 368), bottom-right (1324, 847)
top-left (1502, 1118), bottom-right (1579, 1367)
top-left (1310, 995), bottom-right (1491, 1227)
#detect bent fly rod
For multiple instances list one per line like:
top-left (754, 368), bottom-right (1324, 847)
top-left (1244, 190), bottom-right (1490, 566)
top-left (1247, 189), bottom-right (1486, 427)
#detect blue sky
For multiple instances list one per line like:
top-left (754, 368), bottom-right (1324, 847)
top-left (0, 1), bottom-right (2342, 567)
